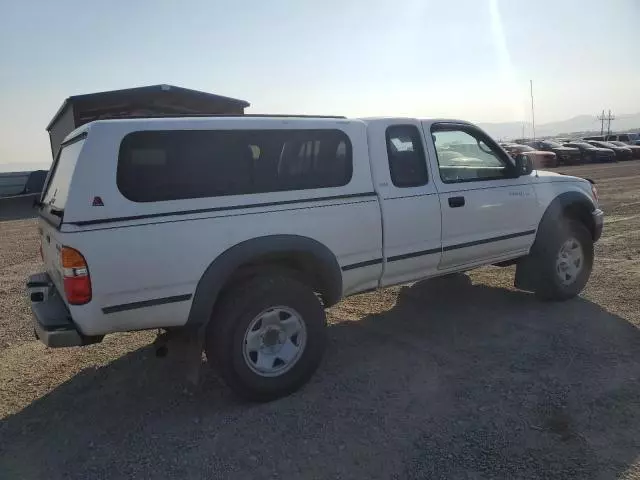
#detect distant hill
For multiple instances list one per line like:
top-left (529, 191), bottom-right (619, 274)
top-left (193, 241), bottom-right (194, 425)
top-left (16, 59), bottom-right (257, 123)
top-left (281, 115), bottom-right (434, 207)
top-left (479, 113), bottom-right (640, 141)
top-left (0, 162), bottom-right (51, 174)
top-left (2, 113), bottom-right (640, 170)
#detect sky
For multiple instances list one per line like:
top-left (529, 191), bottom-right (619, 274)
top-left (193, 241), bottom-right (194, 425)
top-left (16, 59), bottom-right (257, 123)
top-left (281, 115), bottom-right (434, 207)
top-left (1, 0), bottom-right (639, 167)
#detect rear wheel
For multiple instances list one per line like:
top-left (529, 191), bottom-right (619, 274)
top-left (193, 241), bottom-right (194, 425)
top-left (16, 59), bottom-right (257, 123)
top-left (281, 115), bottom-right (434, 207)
top-left (205, 274), bottom-right (326, 402)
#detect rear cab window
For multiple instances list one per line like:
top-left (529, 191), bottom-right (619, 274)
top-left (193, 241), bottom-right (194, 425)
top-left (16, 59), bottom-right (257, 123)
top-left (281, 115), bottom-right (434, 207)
top-left (384, 125), bottom-right (428, 187)
top-left (39, 133), bottom-right (86, 227)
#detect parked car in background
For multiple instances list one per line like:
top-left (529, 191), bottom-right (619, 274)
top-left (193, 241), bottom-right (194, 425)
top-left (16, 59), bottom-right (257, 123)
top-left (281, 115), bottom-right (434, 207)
top-left (605, 133), bottom-right (640, 145)
top-left (0, 170), bottom-right (48, 197)
top-left (608, 141), bottom-right (640, 159)
top-left (583, 135), bottom-right (605, 141)
top-left (527, 140), bottom-right (581, 165)
top-left (563, 142), bottom-right (616, 163)
top-left (0, 171), bottom-right (30, 197)
top-left (585, 140), bottom-right (633, 161)
top-left (502, 143), bottom-right (557, 168)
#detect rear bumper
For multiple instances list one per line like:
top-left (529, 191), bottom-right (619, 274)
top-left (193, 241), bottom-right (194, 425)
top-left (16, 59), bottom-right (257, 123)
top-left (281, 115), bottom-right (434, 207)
top-left (592, 209), bottom-right (604, 242)
top-left (558, 152), bottom-right (581, 164)
top-left (26, 273), bottom-right (102, 348)
top-left (541, 155), bottom-right (557, 167)
top-left (593, 151), bottom-right (615, 162)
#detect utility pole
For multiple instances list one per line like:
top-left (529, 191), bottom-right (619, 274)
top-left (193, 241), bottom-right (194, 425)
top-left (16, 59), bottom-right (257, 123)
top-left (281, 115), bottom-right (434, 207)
top-left (597, 109), bottom-right (615, 136)
top-left (606, 109), bottom-right (615, 136)
top-left (597, 109), bottom-right (605, 135)
top-left (530, 80), bottom-right (536, 140)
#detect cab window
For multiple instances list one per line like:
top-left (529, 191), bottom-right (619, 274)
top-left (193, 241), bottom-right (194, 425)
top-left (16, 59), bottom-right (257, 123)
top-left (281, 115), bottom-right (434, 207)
top-left (385, 125), bottom-right (429, 187)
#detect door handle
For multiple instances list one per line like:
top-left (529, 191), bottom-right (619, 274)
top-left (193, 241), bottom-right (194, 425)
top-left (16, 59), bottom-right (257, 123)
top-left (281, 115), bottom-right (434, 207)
top-left (448, 196), bottom-right (465, 208)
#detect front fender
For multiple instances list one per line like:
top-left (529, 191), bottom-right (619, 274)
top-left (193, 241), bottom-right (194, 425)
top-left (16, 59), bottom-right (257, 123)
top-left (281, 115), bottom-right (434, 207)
top-left (537, 190), bottom-right (599, 241)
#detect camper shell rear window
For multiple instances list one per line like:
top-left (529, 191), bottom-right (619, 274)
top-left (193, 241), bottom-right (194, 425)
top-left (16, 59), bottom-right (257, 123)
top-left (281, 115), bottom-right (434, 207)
top-left (41, 134), bottom-right (85, 211)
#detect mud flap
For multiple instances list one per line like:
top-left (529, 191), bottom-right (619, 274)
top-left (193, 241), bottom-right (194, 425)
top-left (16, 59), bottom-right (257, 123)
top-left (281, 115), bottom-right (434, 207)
top-left (153, 326), bottom-right (206, 385)
top-left (514, 255), bottom-right (538, 292)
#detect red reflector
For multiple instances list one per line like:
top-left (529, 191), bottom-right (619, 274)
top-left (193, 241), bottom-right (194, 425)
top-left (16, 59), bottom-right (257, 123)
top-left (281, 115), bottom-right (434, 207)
top-left (64, 276), bottom-right (92, 305)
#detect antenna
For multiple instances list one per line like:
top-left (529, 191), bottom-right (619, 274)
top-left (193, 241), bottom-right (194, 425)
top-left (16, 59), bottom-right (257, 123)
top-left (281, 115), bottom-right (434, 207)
top-left (530, 80), bottom-right (536, 141)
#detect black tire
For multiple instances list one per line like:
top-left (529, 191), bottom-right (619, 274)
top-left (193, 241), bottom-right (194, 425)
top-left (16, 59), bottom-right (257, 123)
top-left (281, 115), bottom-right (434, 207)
top-left (530, 219), bottom-right (594, 301)
top-left (205, 274), bottom-right (326, 402)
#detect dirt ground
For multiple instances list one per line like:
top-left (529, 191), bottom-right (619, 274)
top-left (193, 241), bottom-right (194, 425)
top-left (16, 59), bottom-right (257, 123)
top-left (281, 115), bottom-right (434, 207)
top-left (1, 162), bottom-right (639, 479)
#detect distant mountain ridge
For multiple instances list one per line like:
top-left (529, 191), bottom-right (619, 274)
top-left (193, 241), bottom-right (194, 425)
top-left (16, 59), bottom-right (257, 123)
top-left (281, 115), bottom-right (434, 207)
top-left (2, 112), bottom-right (640, 172)
top-left (479, 112), bottom-right (640, 141)
top-left (0, 162), bottom-right (51, 173)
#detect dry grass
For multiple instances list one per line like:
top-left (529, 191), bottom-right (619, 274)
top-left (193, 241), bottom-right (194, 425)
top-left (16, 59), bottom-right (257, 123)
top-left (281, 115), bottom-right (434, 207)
top-left (1, 162), bottom-right (640, 479)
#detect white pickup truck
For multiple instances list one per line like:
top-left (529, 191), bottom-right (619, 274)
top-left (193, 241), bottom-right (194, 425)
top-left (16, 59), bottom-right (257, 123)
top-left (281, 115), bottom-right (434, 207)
top-left (28, 115), bottom-right (603, 401)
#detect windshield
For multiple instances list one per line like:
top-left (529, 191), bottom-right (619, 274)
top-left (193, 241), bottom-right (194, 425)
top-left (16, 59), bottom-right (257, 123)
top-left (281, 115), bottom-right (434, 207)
top-left (542, 141), bottom-right (563, 148)
top-left (568, 142), bottom-right (593, 148)
top-left (514, 145), bottom-right (535, 152)
top-left (41, 138), bottom-right (84, 210)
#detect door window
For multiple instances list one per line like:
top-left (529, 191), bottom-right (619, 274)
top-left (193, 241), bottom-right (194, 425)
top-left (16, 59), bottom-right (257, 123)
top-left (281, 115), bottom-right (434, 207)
top-left (431, 125), bottom-right (513, 183)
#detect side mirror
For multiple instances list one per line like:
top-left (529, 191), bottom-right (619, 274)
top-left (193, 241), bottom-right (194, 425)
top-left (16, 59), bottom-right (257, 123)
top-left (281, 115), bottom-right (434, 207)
top-left (514, 154), bottom-right (534, 176)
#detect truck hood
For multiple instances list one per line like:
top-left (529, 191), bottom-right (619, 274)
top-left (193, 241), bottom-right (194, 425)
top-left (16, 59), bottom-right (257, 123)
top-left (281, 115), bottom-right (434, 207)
top-left (532, 170), bottom-right (597, 207)
top-left (533, 169), bottom-right (588, 183)
top-left (534, 169), bottom-right (570, 178)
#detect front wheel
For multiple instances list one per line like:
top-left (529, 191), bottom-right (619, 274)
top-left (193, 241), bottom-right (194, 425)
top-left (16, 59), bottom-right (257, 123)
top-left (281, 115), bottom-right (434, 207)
top-left (529, 219), bottom-right (594, 301)
top-left (205, 274), bottom-right (327, 402)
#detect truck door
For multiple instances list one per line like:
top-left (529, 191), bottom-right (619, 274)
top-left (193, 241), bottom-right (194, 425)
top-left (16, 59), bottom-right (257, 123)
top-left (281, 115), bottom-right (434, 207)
top-left (366, 120), bottom-right (442, 287)
top-left (422, 121), bottom-right (538, 270)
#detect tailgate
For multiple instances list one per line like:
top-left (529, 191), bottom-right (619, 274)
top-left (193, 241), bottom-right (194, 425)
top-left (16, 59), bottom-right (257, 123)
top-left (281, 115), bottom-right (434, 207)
top-left (36, 133), bottom-right (86, 299)
top-left (38, 220), bottom-right (66, 299)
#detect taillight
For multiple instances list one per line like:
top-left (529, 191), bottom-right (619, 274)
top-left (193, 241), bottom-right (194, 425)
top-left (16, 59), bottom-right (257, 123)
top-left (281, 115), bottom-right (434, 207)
top-left (60, 246), bottom-right (92, 305)
top-left (591, 184), bottom-right (599, 203)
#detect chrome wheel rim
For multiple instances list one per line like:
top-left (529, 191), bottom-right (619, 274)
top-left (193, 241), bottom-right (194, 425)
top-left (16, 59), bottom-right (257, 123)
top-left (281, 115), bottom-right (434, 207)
top-left (242, 306), bottom-right (307, 377)
top-left (555, 238), bottom-right (584, 286)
